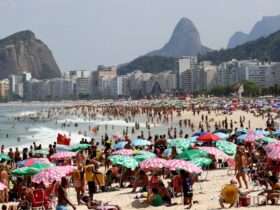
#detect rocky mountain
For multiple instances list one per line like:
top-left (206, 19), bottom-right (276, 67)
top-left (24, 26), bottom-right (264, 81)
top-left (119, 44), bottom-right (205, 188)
top-left (228, 15), bottom-right (280, 48)
top-left (147, 17), bottom-right (210, 57)
top-left (0, 30), bottom-right (61, 79)
top-left (201, 29), bottom-right (280, 64)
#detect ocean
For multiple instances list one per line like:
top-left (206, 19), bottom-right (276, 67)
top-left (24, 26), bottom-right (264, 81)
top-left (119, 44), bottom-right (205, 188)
top-left (0, 102), bottom-right (189, 150)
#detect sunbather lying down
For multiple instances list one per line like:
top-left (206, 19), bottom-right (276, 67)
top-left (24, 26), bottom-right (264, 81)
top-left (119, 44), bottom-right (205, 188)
top-left (80, 196), bottom-right (121, 210)
top-left (219, 180), bottom-right (240, 208)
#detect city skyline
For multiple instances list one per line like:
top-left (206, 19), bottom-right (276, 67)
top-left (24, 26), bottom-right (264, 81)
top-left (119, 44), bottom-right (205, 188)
top-left (0, 0), bottom-right (280, 71)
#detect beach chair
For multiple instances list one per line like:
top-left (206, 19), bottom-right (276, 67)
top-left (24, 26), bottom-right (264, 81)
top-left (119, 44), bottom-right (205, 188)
top-left (32, 189), bottom-right (45, 210)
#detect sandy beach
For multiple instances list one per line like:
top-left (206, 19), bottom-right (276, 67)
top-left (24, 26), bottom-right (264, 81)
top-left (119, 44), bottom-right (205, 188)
top-left (64, 169), bottom-right (279, 210)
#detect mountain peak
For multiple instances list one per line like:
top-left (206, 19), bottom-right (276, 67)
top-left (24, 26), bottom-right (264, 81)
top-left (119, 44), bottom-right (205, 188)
top-left (147, 17), bottom-right (210, 57)
top-left (228, 14), bottom-right (280, 48)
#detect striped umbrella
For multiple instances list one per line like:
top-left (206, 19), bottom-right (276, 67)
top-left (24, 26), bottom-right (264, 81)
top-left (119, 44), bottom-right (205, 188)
top-left (165, 159), bottom-right (202, 174)
top-left (32, 168), bottom-right (64, 185)
top-left (112, 149), bottom-right (134, 156)
top-left (140, 158), bottom-right (167, 171)
top-left (264, 142), bottom-right (280, 153)
top-left (197, 147), bottom-right (230, 160)
top-left (50, 151), bottom-right (76, 160)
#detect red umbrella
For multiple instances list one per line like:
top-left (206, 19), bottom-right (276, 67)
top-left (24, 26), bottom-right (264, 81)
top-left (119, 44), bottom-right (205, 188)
top-left (197, 133), bottom-right (220, 142)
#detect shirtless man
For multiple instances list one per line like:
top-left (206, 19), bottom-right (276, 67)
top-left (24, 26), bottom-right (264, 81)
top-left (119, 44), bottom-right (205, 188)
top-left (235, 146), bottom-right (249, 189)
top-left (56, 177), bottom-right (76, 210)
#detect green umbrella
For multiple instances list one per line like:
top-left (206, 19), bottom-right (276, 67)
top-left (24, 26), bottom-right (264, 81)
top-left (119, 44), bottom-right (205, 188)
top-left (133, 151), bottom-right (156, 162)
top-left (108, 155), bottom-right (138, 170)
top-left (0, 154), bottom-right (11, 161)
top-left (191, 157), bottom-right (212, 168)
top-left (215, 140), bottom-right (237, 156)
top-left (31, 163), bottom-right (54, 170)
top-left (71, 144), bottom-right (91, 152)
top-left (168, 138), bottom-right (192, 150)
top-left (257, 137), bottom-right (277, 144)
top-left (177, 149), bottom-right (208, 161)
top-left (33, 149), bottom-right (49, 156)
top-left (12, 167), bottom-right (41, 176)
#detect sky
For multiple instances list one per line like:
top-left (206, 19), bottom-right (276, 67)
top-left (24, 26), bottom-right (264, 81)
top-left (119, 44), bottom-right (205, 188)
top-left (0, 0), bottom-right (280, 71)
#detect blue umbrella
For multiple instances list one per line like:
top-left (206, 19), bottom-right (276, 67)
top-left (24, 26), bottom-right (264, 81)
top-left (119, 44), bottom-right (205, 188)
top-left (273, 130), bottom-right (280, 137)
top-left (255, 130), bottom-right (269, 136)
top-left (235, 128), bottom-right (247, 136)
top-left (215, 132), bottom-right (229, 139)
top-left (113, 141), bottom-right (127, 149)
top-left (192, 131), bottom-right (206, 137)
top-left (132, 139), bottom-right (151, 147)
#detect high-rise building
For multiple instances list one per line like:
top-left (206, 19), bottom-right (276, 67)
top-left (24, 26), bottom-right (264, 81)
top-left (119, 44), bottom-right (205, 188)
top-left (0, 79), bottom-right (9, 99)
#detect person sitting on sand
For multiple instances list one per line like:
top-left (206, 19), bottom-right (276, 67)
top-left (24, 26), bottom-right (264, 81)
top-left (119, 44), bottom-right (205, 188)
top-left (219, 180), bottom-right (240, 208)
top-left (158, 181), bottom-right (173, 206)
top-left (132, 170), bottom-right (148, 193)
top-left (146, 188), bottom-right (164, 207)
top-left (258, 173), bottom-right (280, 205)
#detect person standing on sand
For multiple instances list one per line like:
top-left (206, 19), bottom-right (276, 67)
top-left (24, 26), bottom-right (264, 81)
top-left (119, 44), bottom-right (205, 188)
top-left (235, 146), bottom-right (249, 189)
top-left (56, 177), bottom-right (76, 210)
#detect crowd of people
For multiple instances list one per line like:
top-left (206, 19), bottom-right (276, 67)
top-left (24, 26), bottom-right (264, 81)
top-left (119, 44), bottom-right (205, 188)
top-left (0, 99), bottom-right (279, 210)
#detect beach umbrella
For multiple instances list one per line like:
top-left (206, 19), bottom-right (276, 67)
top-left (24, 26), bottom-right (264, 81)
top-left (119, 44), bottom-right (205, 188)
top-left (133, 151), bottom-right (156, 162)
top-left (17, 158), bottom-right (50, 167)
top-left (30, 163), bottom-right (54, 170)
top-left (56, 145), bottom-right (72, 152)
top-left (191, 157), bottom-right (212, 168)
top-left (215, 140), bottom-right (237, 156)
top-left (132, 139), bottom-right (151, 147)
top-left (165, 159), bottom-right (203, 174)
top-left (257, 137), bottom-right (277, 144)
top-left (244, 130), bottom-right (262, 143)
top-left (255, 130), bottom-right (270, 136)
top-left (108, 155), bottom-right (138, 170)
top-left (33, 149), bottom-right (49, 156)
top-left (140, 158), bottom-right (167, 171)
top-left (12, 167), bottom-right (41, 176)
top-left (53, 166), bottom-right (76, 176)
top-left (192, 131), bottom-right (206, 137)
top-left (0, 182), bottom-right (7, 191)
top-left (197, 133), bottom-right (220, 142)
top-left (113, 141), bottom-right (127, 149)
top-left (70, 144), bottom-right (90, 152)
top-left (0, 154), bottom-right (11, 162)
top-left (50, 151), bottom-right (76, 160)
top-left (162, 148), bottom-right (183, 158)
top-left (197, 147), bottom-right (230, 160)
top-left (235, 128), bottom-right (247, 136)
top-left (214, 132), bottom-right (229, 140)
top-left (112, 149), bottom-right (134, 156)
top-left (167, 138), bottom-right (192, 150)
top-left (273, 130), bottom-right (280, 137)
top-left (266, 144), bottom-right (280, 160)
top-left (214, 129), bottom-right (231, 134)
top-left (264, 142), bottom-right (280, 153)
top-left (32, 168), bottom-right (65, 185)
top-left (177, 149), bottom-right (208, 161)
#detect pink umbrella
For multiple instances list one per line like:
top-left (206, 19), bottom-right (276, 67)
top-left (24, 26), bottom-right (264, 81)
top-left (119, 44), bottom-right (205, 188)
top-left (244, 130), bottom-right (258, 143)
top-left (50, 151), bottom-right (76, 160)
top-left (165, 159), bottom-right (202, 174)
top-left (54, 166), bottom-right (76, 176)
top-left (265, 143), bottom-right (280, 160)
top-left (112, 149), bottom-right (134, 156)
top-left (197, 147), bottom-right (230, 160)
top-left (140, 158), bottom-right (167, 170)
top-left (32, 168), bottom-right (64, 185)
top-left (0, 182), bottom-right (7, 191)
top-left (264, 142), bottom-right (280, 153)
